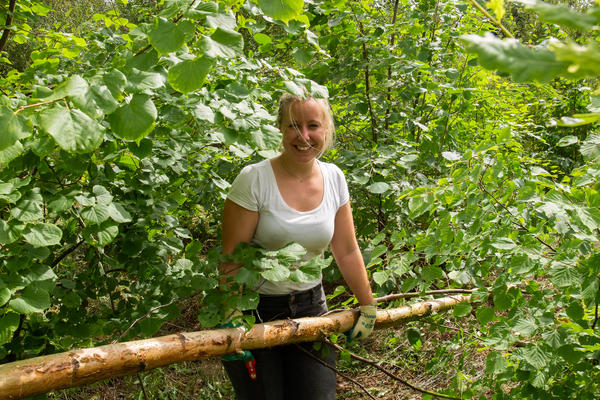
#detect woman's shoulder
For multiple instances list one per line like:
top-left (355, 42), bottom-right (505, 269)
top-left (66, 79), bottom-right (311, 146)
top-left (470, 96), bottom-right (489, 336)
top-left (318, 160), bottom-right (345, 178)
top-left (238, 158), bottom-right (271, 176)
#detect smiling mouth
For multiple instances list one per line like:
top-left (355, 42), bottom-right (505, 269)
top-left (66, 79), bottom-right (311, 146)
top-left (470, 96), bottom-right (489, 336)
top-left (295, 145), bottom-right (311, 151)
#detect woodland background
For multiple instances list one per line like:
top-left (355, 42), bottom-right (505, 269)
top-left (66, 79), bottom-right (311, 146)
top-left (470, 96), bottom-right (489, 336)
top-left (1, 0), bottom-right (599, 398)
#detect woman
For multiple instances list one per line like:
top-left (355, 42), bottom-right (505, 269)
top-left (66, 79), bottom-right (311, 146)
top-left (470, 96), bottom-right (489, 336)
top-left (220, 93), bottom-right (376, 400)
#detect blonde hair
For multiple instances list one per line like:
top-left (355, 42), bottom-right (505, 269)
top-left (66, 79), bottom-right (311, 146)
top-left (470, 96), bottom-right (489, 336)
top-left (277, 93), bottom-right (336, 158)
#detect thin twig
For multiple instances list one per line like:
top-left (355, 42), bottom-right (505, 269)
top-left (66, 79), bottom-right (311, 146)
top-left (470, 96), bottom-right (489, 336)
top-left (478, 177), bottom-right (557, 253)
top-left (322, 336), bottom-right (462, 400)
top-left (112, 300), bottom-right (177, 344)
top-left (294, 344), bottom-right (377, 400)
top-left (465, 0), bottom-right (514, 38)
top-left (15, 98), bottom-right (63, 114)
top-left (375, 289), bottom-right (473, 303)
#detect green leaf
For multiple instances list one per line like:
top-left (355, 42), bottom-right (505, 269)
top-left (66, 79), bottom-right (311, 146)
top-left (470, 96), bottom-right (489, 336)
top-left (254, 33), bottom-right (272, 44)
top-left (408, 194), bottom-right (434, 219)
top-left (512, 316), bottom-right (538, 337)
top-left (566, 301), bottom-right (584, 321)
top-left (558, 114), bottom-right (600, 127)
top-left (201, 28), bottom-right (244, 58)
top-left (273, 242), bottom-right (306, 263)
top-left (521, 344), bottom-right (549, 369)
top-left (49, 74), bottom-right (88, 100)
top-left (81, 203), bottom-right (111, 224)
top-left (126, 68), bottom-right (167, 92)
top-left (0, 288), bottom-right (10, 307)
top-left (556, 135), bottom-right (578, 147)
top-left (99, 72), bottom-right (125, 102)
top-left (83, 222), bottom-right (119, 247)
top-left (108, 203), bottom-right (132, 223)
top-left (260, 263), bottom-right (290, 282)
top-left (0, 106), bottom-right (31, 150)
top-left (168, 57), bottom-right (214, 93)
top-left (40, 106), bottom-right (105, 153)
top-left (292, 256), bottom-right (331, 282)
top-left (453, 302), bottom-right (472, 317)
top-left (372, 270), bottom-right (390, 286)
top-left (368, 181), bottom-right (390, 194)
top-left (406, 327), bottom-right (422, 350)
top-left (11, 190), bottom-right (44, 222)
top-left (461, 33), bottom-right (569, 82)
top-left (0, 220), bottom-right (25, 244)
top-left (476, 306), bottom-right (495, 325)
top-left (206, 11), bottom-right (237, 30)
top-left (0, 141), bottom-right (24, 164)
top-left (422, 266), bottom-right (444, 281)
top-left (0, 312), bottom-right (20, 346)
top-left (549, 264), bottom-right (581, 288)
top-left (257, 0), bottom-right (304, 24)
top-left (23, 223), bottom-right (63, 247)
top-left (148, 18), bottom-right (193, 54)
top-left (9, 285), bottom-right (51, 314)
top-left (491, 237), bottom-right (517, 250)
top-left (487, 0), bottom-right (505, 20)
top-left (517, 0), bottom-right (596, 31)
top-left (108, 94), bottom-right (157, 141)
top-left (485, 352), bottom-right (507, 375)
top-left (193, 103), bottom-right (215, 123)
top-left (580, 133), bottom-right (600, 161)
top-left (557, 344), bottom-right (584, 363)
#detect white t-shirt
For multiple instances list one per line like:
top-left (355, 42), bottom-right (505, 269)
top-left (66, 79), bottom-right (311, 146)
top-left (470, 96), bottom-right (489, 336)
top-left (227, 159), bottom-right (350, 294)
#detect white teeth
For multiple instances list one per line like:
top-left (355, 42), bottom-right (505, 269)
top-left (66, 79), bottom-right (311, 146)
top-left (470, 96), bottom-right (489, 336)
top-left (297, 145), bottom-right (310, 151)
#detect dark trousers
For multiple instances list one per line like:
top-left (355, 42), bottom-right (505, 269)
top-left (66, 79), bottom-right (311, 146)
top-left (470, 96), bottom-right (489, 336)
top-left (222, 283), bottom-right (337, 400)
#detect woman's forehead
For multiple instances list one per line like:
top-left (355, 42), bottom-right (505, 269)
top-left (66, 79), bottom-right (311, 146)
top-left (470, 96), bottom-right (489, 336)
top-left (288, 99), bottom-right (324, 120)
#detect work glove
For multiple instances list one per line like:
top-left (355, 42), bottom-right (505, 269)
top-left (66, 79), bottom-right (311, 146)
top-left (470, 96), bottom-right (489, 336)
top-left (347, 301), bottom-right (377, 341)
top-left (219, 309), bottom-right (257, 380)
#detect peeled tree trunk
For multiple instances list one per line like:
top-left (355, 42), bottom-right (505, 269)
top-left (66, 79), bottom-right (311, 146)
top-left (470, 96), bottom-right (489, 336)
top-left (0, 295), bottom-right (470, 399)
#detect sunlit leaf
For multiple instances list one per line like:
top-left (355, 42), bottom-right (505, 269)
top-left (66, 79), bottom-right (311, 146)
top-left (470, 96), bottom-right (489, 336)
top-left (23, 223), bottom-right (62, 247)
top-left (258, 0), bottom-right (304, 23)
top-left (0, 107), bottom-right (31, 150)
top-left (108, 94), bottom-right (157, 141)
top-left (40, 106), bottom-right (104, 153)
top-left (168, 57), bottom-right (214, 93)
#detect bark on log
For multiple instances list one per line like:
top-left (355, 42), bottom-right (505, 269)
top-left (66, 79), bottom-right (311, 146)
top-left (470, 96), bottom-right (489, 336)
top-left (0, 295), bottom-right (470, 399)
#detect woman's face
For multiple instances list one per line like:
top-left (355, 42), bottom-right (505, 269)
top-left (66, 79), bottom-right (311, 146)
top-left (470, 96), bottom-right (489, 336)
top-left (279, 99), bottom-right (327, 164)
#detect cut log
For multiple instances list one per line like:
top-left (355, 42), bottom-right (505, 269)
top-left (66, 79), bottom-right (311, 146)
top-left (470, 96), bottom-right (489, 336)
top-left (0, 295), bottom-right (470, 399)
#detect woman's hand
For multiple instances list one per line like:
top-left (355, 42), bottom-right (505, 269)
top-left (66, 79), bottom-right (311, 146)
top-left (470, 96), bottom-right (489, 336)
top-left (348, 301), bottom-right (377, 340)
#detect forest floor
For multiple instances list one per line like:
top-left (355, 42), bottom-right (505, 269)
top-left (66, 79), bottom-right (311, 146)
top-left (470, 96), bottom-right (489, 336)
top-left (52, 295), bottom-right (483, 400)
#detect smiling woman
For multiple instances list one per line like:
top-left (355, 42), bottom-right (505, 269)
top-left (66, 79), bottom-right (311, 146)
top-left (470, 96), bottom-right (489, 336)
top-left (219, 92), bottom-right (377, 400)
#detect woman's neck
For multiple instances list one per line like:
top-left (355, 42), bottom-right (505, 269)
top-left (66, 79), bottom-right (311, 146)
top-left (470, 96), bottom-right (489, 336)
top-left (277, 154), bottom-right (317, 182)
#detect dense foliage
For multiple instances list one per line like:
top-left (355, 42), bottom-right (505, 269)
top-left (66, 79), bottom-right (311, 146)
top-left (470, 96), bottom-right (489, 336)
top-left (1, 0), bottom-right (599, 398)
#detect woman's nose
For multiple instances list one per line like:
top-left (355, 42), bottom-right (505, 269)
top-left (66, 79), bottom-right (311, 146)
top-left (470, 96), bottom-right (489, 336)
top-left (298, 125), bottom-right (310, 139)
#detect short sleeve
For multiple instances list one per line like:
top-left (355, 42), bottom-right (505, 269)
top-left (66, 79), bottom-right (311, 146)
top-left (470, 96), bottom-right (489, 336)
top-left (227, 165), bottom-right (260, 211)
top-left (330, 163), bottom-right (349, 208)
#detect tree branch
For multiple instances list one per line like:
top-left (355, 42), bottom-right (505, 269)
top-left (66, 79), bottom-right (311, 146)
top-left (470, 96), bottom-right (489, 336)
top-left (51, 239), bottom-right (84, 268)
top-left (0, 0), bottom-right (17, 53)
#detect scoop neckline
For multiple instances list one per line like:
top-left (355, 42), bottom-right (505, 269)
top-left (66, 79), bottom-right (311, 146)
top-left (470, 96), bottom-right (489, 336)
top-left (267, 159), bottom-right (326, 214)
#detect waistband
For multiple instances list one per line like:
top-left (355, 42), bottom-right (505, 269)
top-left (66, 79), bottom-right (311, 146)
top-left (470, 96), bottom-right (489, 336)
top-left (258, 283), bottom-right (323, 305)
